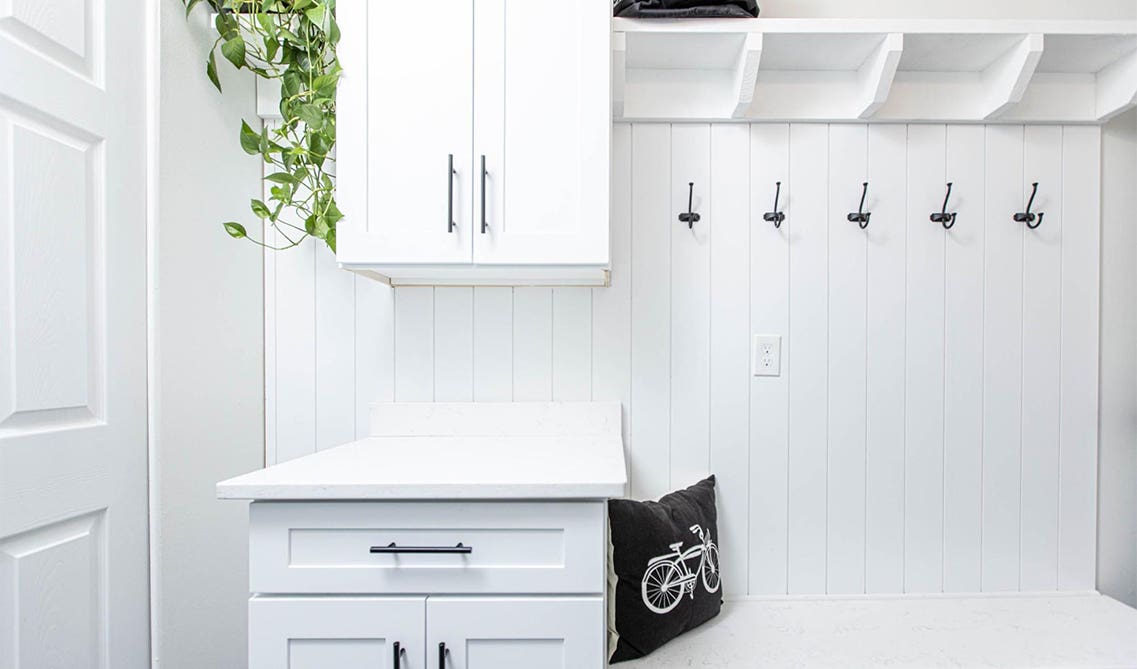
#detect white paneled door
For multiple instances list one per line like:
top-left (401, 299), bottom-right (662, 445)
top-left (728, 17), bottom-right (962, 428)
top-left (0, 0), bottom-right (150, 666)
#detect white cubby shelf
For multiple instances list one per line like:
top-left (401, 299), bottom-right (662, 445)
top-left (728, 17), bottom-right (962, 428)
top-left (613, 18), bottom-right (1137, 123)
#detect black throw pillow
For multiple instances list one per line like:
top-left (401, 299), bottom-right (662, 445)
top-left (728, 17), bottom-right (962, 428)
top-left (607, 476), bottom-right (722, 663)
top-left (614, 0), bottom-right (760, 19)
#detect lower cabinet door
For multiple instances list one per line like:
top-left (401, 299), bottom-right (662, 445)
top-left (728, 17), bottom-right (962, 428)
top-left (250, 596), bottom-right (426, 669)
top-left (427, 597), bottom-right (604, 669)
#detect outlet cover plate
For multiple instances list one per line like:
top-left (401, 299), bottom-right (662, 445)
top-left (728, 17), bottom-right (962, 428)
top-left (753, 335), bottom-right (782, 377)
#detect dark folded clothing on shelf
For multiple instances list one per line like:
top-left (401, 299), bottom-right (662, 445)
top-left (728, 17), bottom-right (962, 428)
top-left (614, 0), bottom-right (759, 18)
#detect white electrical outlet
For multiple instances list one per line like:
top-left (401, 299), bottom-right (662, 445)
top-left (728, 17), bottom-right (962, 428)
top-left (752, 335), bottom-right (781, 377)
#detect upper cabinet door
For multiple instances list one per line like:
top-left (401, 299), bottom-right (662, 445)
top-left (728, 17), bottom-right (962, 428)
top-left (340, 0), bottom-right (474, 264)
top-left (473, 0), bottom-right (611, 266)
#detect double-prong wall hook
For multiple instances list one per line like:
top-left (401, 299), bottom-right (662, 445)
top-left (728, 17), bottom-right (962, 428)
top-left (930, 182), bottom-right (957, 230)
top-left (763, 181), bottom-right (786, 228)
top-left (847, 181), bottom-right (871, 229)
top-left (678, 182), bottom-right (701, 229)
top-left (1014, 182), bottom-right (1044, 229)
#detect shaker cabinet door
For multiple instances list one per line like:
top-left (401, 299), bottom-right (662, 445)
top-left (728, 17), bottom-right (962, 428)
top-left (472, 0), bottom-right (610, 267)
top-left (428, 597), bottom-right (604, 669)
top-left (249, 597), bottom-right (426, 669)
top-left (339, 0), bottom-right (474, 265)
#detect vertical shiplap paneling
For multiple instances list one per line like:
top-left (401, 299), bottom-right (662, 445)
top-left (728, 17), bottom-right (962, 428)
top-left (267, 122), bottom-right (1102, 597)
top-left (552, 288), bottom-right (592, 400)
top-left (393, 287), bottom-right (435, 402)
top-left (670, 124), bottom-right (713, 489)
top-left (905, 124), bottom-right (947, 592)
top-left (942, 125), bottom-right (985, 592)
top-left (630, 124), bottom-right (673, 501)
top-left (749, 124), bottom-right (790, 595)
top-left (314, 246), bottom-right (357, 450)
top-left (1057, 126), bottom-right (1101, 591)
top-left (263, 198), bottom-right (278, 464)
top-left (982, 125), bottom-right (1025, 591)
top-left (1019, 126), bottom-right (1063, 590)
top-left (865, 124), bottom-right (908, 593)
top-left (434, 287), bottom-right (474, 402)
top-left (826, 124), bottom-right (868, 594)
top-left (787, 124), bottom-right (829, 594)
top-left (513, 288), bottom-right (554, 401)
top-left (355, 276), bottom-right (394, 438)
top-left (593, 124), bottom-right (633, 453)
top-left (473, 287), bottom-right (513, 401)
top-left (273, 238), bottom-right (317, 463)
top-left (709, 123), bottom-right (751, 596)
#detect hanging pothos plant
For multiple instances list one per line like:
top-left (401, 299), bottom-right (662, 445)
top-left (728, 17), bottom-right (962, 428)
top-left (183, 0), bottom-right (341, 251)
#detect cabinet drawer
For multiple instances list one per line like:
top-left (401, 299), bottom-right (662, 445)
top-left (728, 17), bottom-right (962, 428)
top-left (249, 501), bottom-right (606, 594)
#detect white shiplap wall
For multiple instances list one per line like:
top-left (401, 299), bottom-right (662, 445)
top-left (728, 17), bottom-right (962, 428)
top-left (264, 122), bottom-right (1101, 596)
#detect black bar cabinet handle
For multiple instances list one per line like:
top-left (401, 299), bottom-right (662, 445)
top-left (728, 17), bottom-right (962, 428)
top-left (393, 641), bottom-right (406, 668)
top-left (370, 542), bottom-right (473, 555)
top-left (447, 154), bottom-right (456, 234)
top-left (439, 642), bottom-right (448, 668)
top-left (480, 155), bottom-right (488, 234)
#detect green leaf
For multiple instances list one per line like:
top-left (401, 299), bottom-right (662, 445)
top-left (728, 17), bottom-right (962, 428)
top-left (295, 103), bottom-right (324, 128)
top-left (206, 49), bottom-right (222, 92)
top-left (185, 0), bottom-right (204, 18)
top-left (221, 35), bottom-right (247, 69)
top-left (215, 12), bottom-right (238, 39)
top-left (265, 172), bottom-right (298, 185)
top-left (304, 5), bottom-right (326, 28)
top-left (223, 222), bottom-right (247, 239)
top-left (250, 199), bottom-right (272, 219)
top-left (325, 227), bottom-right (336, 253)
top-left (239, 120), bottom-right (260, 155)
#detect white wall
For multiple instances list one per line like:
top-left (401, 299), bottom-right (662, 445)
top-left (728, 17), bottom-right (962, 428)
top-left (1098, 108), bottom-right (1137, 608)
top-left (154, 4), bottom-right (264, 668)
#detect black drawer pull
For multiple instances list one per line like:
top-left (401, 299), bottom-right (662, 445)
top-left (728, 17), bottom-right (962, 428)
top-left (393, 641), bottom-right (406, 668)
top-left (370, 542), bottom-right (472, 555)
top-left (439, 642), bottom-right (448, 668)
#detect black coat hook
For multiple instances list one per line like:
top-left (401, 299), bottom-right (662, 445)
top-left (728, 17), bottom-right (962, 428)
top-left (763, 181), bottom-right (786, 228)
top-left (930, 182), bottom-right (957, 230)
top-left (1014, 182), bottom-right (1044, 229)
top-left (678, 182), bottom-right (701, 229)
top-left (847, 181), bottom-right (871, 229)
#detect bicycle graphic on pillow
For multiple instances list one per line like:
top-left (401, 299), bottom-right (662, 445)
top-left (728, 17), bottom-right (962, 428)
top-left (640, 524), bottom-right (721, 614)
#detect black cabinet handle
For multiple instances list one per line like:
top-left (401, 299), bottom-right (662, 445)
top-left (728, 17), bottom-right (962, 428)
top-left (480, 155), bottom-right (488, 234)
top-left (439, 642), bottom-right (448, 668)
top-left (447, 154), bottom-right (456, 234)
top-left (369, 542), bottom-right (472, 555)
top-left (393, 641), bottom-right (406, 668)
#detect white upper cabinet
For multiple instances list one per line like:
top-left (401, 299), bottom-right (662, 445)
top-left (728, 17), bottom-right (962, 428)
top-left (360, 0), bottom-right (472, 265)
top-left (336, 0), bottom-right (611, 286)
top-left (473, 0), bottom-right (611, 267)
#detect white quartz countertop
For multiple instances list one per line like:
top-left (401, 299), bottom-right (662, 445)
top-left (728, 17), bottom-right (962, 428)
top-left (217, 434), bottom-right (627, 500)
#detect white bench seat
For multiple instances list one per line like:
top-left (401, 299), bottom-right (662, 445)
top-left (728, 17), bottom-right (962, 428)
top-left (624, 594), bottom-right (1137, 668)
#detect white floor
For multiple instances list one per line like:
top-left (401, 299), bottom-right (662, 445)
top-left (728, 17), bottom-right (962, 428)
top-left (624, 594), bottom-right (1137, 668)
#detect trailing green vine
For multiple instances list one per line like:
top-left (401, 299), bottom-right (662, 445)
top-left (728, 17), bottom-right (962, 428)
top-left (183, 0), bottom-right (341, 251)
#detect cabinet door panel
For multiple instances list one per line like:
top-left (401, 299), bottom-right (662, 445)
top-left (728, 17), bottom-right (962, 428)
top-left (473, 0), bottom-right (610, 266)
top-left (428, 597), bottom-right (604, 668)
top-left (250, 597), bottom-right (425, 669)
top-left (360, 0), bottom-right (473, 263)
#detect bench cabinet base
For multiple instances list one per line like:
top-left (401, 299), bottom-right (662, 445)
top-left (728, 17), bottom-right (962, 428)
top-left (246, 501), bottom-right (608, 669)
